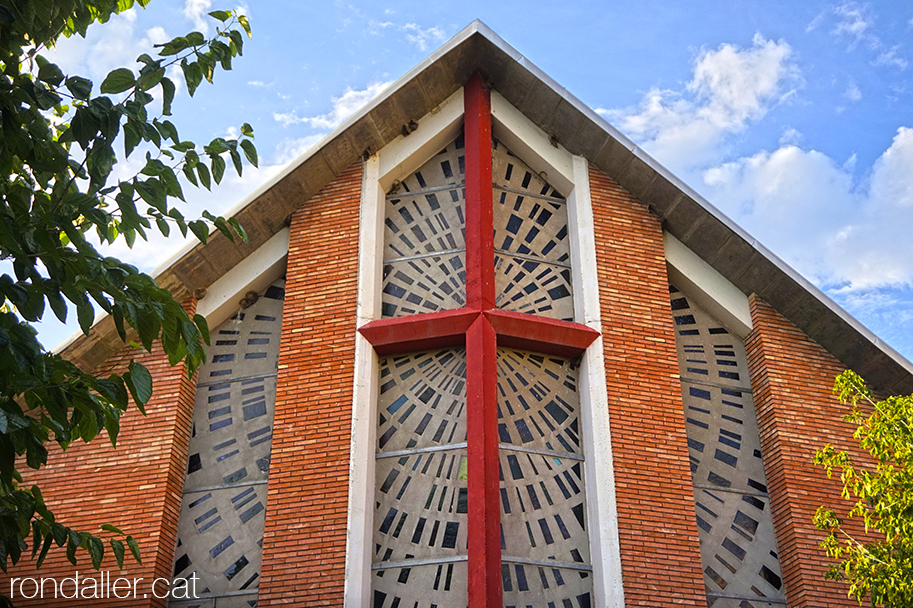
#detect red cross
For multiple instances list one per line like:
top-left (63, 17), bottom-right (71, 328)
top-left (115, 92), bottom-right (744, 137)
top-left (359, 73), bottom-right (600, 607)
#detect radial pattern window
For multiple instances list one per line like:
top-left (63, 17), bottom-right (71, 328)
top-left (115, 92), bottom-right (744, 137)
top-left (493, 141), bottom-right (573, 322)
top-left (669, 285), bottom-right (786, 607)
top-left (170, 281), bottom-right (285, 608)
top-left (360, 76), bottom-right (599, 608)
top-left (382, 137), bottom-right (466, 318)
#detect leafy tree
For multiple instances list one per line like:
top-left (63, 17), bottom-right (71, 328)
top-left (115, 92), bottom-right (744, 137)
top-left (0, 0), bottom-right (256, 588)
top-left (813, 370), bottom-right (913, 607)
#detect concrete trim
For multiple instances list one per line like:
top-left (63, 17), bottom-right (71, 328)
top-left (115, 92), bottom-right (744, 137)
top-left (491, 91), bottom-right (574, 194)
top-left (194, 228), bottom-right (289, 329)
top-left (378, 89), bottom-right (464, 192)
top-left (664, 232), bottom-right (752, 338)
top-left (568, 157), bottom-right (625, 608)
top-left (344, 156), bottom-right (383, 605)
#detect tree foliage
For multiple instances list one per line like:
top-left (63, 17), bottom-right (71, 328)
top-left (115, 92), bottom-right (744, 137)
top-left (813, 370), bottom-right (913, 607)
top-left (0, 0), bottom-right (255, 589)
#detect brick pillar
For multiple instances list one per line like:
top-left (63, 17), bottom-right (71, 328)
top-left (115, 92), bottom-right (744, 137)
top-left (745, 295), bottom-right (867, 607)
top-left (589, 167), bottom-right (705, 605)
top-left (258, 162), bottom-right (363, 605)
top-left (1, 300), bottom-right (198, 607)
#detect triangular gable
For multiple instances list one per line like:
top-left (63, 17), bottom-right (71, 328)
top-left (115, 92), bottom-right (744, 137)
top-left (61, 20), bottom-right (913, 395)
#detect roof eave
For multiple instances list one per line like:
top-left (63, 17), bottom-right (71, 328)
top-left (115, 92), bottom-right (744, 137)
top-left (60, 20), bottom-right (913, 396)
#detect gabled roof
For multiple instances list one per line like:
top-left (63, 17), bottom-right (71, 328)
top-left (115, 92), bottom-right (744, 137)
top-left (63, 20), bottom-right (913, 395)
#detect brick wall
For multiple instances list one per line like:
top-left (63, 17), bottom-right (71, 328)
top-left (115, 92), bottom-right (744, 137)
top-left (588, 166), bottom-right (706, 605)
top-left (1, 303), bottom-right (197, 607)
top-left (746, 295), bottom-right (868, 608)
top-left (257, 162), bottom-right (363, 606)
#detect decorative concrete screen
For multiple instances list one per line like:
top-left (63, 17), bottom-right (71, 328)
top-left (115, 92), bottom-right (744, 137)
top-left (492, 140), bottom-right (573, 322)
top-left (366, 116), bottom-right (593, 607)
top-left (669, 285), bottom-right (786, 607)
top-left (170, 281), bottom-right (286, 608)
top-left (382, 136), bottom-right (467, 318)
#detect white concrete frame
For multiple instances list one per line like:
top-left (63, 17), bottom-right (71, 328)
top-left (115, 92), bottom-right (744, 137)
top-left (664, 232), bottom-right (752, 338)
top-left (194, 228), bottom-right (290, 330)
top-left (343, 88), bottom-right (624, 607)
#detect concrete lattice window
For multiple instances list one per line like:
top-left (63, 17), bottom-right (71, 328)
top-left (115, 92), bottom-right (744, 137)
top-left (670, 284), bottom-right (786, 608)
top-left (170, 281), bottom-right (286, 608)
top-left (360, 76), bottom-right (597, 608)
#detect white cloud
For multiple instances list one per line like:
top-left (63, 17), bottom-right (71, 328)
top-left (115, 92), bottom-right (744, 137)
top-left (45, 10), bottom-right (169, 82)
top-left (605, 34), bottom-right (796, 172)
top-left (813, 2), bottom-right (908, 69)
top-left (605, 34), bottom-right (913, 293)
top-left (401, 23), bottom-right (447, 51)
top-left (701, 128), bottom-right (913, 290)
top-left (779, 127), bottom-right (802, 146)
top-left (874, 46), bottom-right (909, 70)
top-left (183, 0), bottom-right (214, 34)
top-left (832, 2), bottom-right (875, 46)
top-left (273, 81), bottom-right (392, 130)
top-left (273, 135), bottom-right (329, 165)
top-left (844, 79), bottom-right (862, 102)
top-left (366, 20), bottom-right (447, 52)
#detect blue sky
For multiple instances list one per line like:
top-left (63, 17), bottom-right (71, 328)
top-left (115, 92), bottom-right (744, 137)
top-left (39, 0), bottom-right (913, 364)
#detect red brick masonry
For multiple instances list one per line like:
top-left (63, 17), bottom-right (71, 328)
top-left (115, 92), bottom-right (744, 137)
top-left (257, 162), bottom-right (362, 606)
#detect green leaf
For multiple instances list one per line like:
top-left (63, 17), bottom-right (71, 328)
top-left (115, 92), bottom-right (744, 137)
top-left (228, 217), bottom-right (248, 243)
top-left (87, 535), bottom-right (104, 569)
top-left (37, 62), bottom-right (64, 86)
top-left (186, 31), bottom-right (206, 46)
top-left (76, 295), bottom-right (95, 335)
top-left (124, 361), bottom-right (153, 408)
top-left (188, 220), bottom-right (210, 244)
top-left (36, 535), bottom-right (54, 568)
top-left (238, 15), bottom-right (252, 37)
top-left (211, 154), bottom-right (225, 184)
top-left (156, 35), bottom-right (190, 56)
top-left (228, 30), bottom-right (243, 56)
top-left (66, 531), bottom-right (79, 566)
top-left (208, 9), bottom-right (231, 21)
top-left (182, 164), bottom-right (198, 187)
top-left (139, 67), bottom-right (165, 91)
top-left (161, 77), bottom-right (175, 115)
top-left (126, 536), bottom-right (141, 564)
top-left (109, 538), bottom-right (125, 569)
top-left (240, 139), bottom-right (258, 167)
top-left (197, 163), bottom-right (211, 190)
top-left (240, 122), bottom-right (254, 137)
top-left (135, 308), bottom-right (161, 352)
top-left (100, 524), bottom-right (125, 535)
top-left (65, 76), bottom-right (93, 99)
top-left (154, 119), bottom-right (179, 143)
top-left (193, 314), bottom-right (210, 345)
top-left (46, 290), bottom-right (68, 323)
top-left (34, 86), bottom-right (62, 110)
top-left (229, 149), bottom-right (243, 176)
top-left (181, 59), bottom-right (203, 96)
top-left (100, 68), bottom-right (136, 94)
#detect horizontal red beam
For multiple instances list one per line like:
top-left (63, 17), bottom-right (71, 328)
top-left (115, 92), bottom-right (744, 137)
top-left (358, 309), bottom-right (480, 356)
top-left (484, 309), bottom-right (599, 358)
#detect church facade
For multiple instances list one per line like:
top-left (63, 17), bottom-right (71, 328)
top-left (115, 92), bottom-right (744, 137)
top-left (5, 21), bottom-right (912, 608)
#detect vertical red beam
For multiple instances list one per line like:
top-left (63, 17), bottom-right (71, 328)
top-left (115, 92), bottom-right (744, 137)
top-left (463, 72), bottom-right (501, 607)
top-left (466, 316), bottom-right (501, 608)
top-left (464, 72), bottom-right (495, 311)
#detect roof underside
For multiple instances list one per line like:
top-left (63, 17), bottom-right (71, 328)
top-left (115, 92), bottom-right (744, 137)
top-left (63, 21), bottom-right (913, 396)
